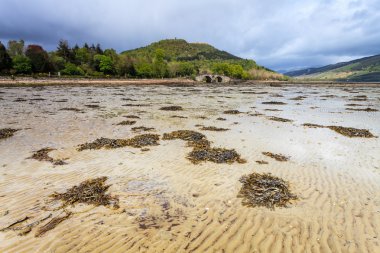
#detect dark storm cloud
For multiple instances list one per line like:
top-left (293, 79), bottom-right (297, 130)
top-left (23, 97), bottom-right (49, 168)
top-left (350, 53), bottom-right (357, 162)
top-left (1, 0), bottom-right (379, 71)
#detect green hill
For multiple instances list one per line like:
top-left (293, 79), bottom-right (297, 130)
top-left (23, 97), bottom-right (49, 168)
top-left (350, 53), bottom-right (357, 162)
top-left (121, 39), bottom-right (286, 80)
top-left (285, 54), bottom-right (380, 82)
top-left (122, 39), bottom-right (240, 61)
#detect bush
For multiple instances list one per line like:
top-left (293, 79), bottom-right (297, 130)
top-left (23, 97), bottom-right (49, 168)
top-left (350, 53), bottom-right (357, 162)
top-left (61, 63), bottom-right (85, 76)
top-left (12, 55), bottom-right (32, 74)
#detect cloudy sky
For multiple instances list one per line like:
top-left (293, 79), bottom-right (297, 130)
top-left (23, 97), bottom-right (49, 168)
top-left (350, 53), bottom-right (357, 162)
top-left (1, 0), bottom-right (379, 71)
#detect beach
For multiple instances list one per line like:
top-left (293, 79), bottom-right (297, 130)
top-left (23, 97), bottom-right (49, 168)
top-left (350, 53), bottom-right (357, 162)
top-left (0, 83), bottom-right (379, 252)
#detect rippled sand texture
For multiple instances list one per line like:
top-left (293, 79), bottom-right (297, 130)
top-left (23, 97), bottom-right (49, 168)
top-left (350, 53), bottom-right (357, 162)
top-left (1, 84), bottom-right (380, 253)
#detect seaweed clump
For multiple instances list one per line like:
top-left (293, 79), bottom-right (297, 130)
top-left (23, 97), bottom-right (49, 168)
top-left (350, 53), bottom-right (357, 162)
top-left (238, 172), bottom-right (298, 209)
top-left (29, 148), bottom-right (67, 165)
top-left (35, 212), bottom-right (72, 237)
top-left (163, 130), bottom-right (245, 164)
top-left (262, 152), bottom-right (289, 162)
top-left (303, 123), bottom-right (376, 138)
top-left (117, 120), bottom-right (136, 126)
top-left (160, 106), bottom-right (183, 111)
top-left (268, 116), bottom-right (293, 122)
top-left (200, 126), bottom-right (229, 131)
top-left (224, 110), bottom-right (242, 114)
top-left (346, 107), bottom-right (378, 112)
top-left (262, 101), bottom-right (287, 105)
top-left (78, 134), bottom-right (160, 151)
top-left (132, 126), bottom-right (155, 132)
top-left (0, 128), bottom-right (19, 140)
top-left (188, 148), bottom-right (246, 164)
top-left (49, 177), bottom-right (119, 210)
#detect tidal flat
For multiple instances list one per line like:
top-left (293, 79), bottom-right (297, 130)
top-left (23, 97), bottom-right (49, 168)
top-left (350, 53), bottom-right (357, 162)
top-left (0, 83), bottom-right (379, 253)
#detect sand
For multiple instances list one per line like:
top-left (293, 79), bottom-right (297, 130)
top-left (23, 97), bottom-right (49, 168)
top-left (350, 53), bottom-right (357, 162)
top-left (0, 83), bottom-right (379, 252)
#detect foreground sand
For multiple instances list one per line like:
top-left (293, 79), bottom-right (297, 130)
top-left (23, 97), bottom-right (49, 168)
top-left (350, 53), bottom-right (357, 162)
top-left (0, 83), bottom-right (379, 252)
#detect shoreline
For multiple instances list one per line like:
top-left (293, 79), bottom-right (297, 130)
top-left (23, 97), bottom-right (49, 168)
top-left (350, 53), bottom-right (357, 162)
top-left (0, 77), bottom-right (380, 87)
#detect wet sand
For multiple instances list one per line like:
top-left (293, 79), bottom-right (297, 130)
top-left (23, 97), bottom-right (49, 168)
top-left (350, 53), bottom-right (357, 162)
top-left (0, 84), bottom-right (379, 252)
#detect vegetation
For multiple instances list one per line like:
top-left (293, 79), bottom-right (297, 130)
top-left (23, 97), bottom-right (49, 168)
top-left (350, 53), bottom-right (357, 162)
top-left (285, 54), bottom-right (380, 82)
top-left (0, 38), bottom-right (286, 80)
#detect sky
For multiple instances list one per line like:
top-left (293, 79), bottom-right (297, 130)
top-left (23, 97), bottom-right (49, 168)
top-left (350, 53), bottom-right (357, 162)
top-left (1, 0), bottom-right (379, 72)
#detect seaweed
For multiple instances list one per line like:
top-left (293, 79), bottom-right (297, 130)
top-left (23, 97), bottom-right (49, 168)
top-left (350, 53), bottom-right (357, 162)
top-left (124, 115), bottom-right (140, 119)
top-left (59, 108), bottom-right (82, 112)
top-left (289, 96), bottom-right (306, 101)
top-left (35, 212), bottom-right (72, 237)
top-left (216, 117), bottom-right (226, 121)
top-left (262, 152), bottom-right (289, 162)
top-left (268, 116), bottom-right (293, 122)
top-left (78, 134), bottom-right (160, 151)
top-left (0, 128), bottom-right (19, 140)
top-left (303, 123), bottom-right (376, 138)
top-left (256, 160), bottom-right (269, 165)
top-left (159, 106), bottom-right (183, 111)
top-left (49, 177), bottom-right (119, 210)
top-left (117, 120), bottom-right (136, 126)
top-left (346, 107), bottom-right (378, 112)
top-left (29, 148), bottom-right (67, 165)
top-left (132, 126), bottom-right (155, 132)
top-left (238, 172), bottom-right (298, 209)
top-left (85, 104), bottom-right (101, 109)
top-left (200, 126), bottom-right (229, 131)
top-left (188, 147), bottom-right (246, 164)
top-left (163, 130), bottom-right (209, 148)
top-left (328, 126), bottom-right (375, 138)
top-left (262, 101), bottom-right (287, 105)
top-left (223, 110), bottom-right (241, 114)
top-left (171, 115), bottom-right (188, 119)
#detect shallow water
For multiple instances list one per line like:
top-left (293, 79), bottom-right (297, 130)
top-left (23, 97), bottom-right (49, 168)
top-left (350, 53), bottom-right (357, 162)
top-left (0, 84), bottom-right (380, 253)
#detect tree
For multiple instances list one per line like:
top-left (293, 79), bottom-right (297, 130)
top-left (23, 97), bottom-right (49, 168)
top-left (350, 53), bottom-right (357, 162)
top-left (7, 40), bottom-right (24, 57)
top-left (0, 42), bottom-right (12, 72)
top-left (117, 54), bottom-right (136, 77)
top-left (25, 45), bottom-right (50, 73)
top-left (56, 40), bottom-right (72, 62)
top-left (94, 54), bottom-right (115, 74)
top-left (61, 63), bottom-right (84, 76)
top-left (153, 49), bottom-right (168, 77)
top-left (12, 55), bottom-right (32, 74)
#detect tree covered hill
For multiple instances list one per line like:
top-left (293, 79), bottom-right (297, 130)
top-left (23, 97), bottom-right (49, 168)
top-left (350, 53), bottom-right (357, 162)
top-left (0, 38), bottom-right (286, 80)
top-left (285, 54), bottom-right (380, 82)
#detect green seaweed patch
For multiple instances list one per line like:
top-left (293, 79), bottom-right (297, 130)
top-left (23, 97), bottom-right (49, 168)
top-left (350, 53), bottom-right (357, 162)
top-left (238, 172), bottom-right (298, 209)
top-left (117, 120), bottom-right (136, 126)
top-left (160, 106), bottom-right (183, 111)
top-left (188, 147), bottom-right (246, 164)
top-left (78, 134), bottom-right (160, 151)
top-left (0, 128), bottom-right (19, 140)
top-left (29, 148), bottom-right (67, 165)
top-left (262, 152), bottom-right (289, 162)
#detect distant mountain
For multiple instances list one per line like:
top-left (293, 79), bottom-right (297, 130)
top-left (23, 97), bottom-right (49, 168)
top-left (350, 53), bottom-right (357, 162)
top-left (285, 54), bottom-right (380, 82)
top-left (122, 39), bottom-right (241, 61)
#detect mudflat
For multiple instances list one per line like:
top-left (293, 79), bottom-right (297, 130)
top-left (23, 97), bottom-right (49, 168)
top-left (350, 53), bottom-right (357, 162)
top-left (0, 83), bottom-right (379, 253)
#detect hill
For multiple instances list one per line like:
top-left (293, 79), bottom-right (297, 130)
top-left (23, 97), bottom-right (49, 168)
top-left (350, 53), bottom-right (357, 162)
top-left (285, 54), bottom-right (380, 81)
top-left (121, 39), bottom-right (286, 80)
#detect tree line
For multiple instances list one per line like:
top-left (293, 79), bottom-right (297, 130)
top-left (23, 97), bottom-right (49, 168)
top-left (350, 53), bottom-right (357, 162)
top-left (0, 39), bottom-right (287, 80)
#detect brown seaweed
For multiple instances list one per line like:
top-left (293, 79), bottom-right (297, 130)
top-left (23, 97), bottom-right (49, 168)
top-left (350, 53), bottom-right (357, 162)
top-left (268, 116), bottom-right (293, 122)
top-left (160, 106), bottom-right (183, 111)
top-left (35, 212), bottom-right (72, 237)
top-left (238, 172), bottom-right (298, 209)
top-left (29, 148), bottom-right (67, 165)
top-left (132, 126), bottom-right (155, 132)
top-left (223, 110), bottom-right (242, 114)
top-left (117, 120), bottom-right (136, 126)
top-left (346, 107), bottom-right (378, 112)
top-left (0, 128), bottom-right (19, 140)
top-left (262, 152), bottom-right (289, 162)
top-left (200, 126), bottom-right (229, 131)
top-left (303, 123), bottom-right (376, 138)
top-left (78, 134), bottom-right (160, 151)
top-left (262, 101), bottom-right (287, 105)
top-left (49, 177), bottom-right (119, 210)
top-left (188, 147), bottom-right (246, 164)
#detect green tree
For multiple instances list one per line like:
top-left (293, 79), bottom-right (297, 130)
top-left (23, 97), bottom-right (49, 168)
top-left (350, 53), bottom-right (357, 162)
top-left (153, 49), bottom-right (168, 77)
top-left (57, 40), bottom-right (72, 62)
top-left (12, 55), bottom-right (32, 74)
top-left (7, 40), bottom-right (24, 57)
top-left (135, 61), bottom-right (154, 78)
top-left (94, 54), bottom-right (115, 74)
top-left (0, 42), bottom-right (12, 72)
